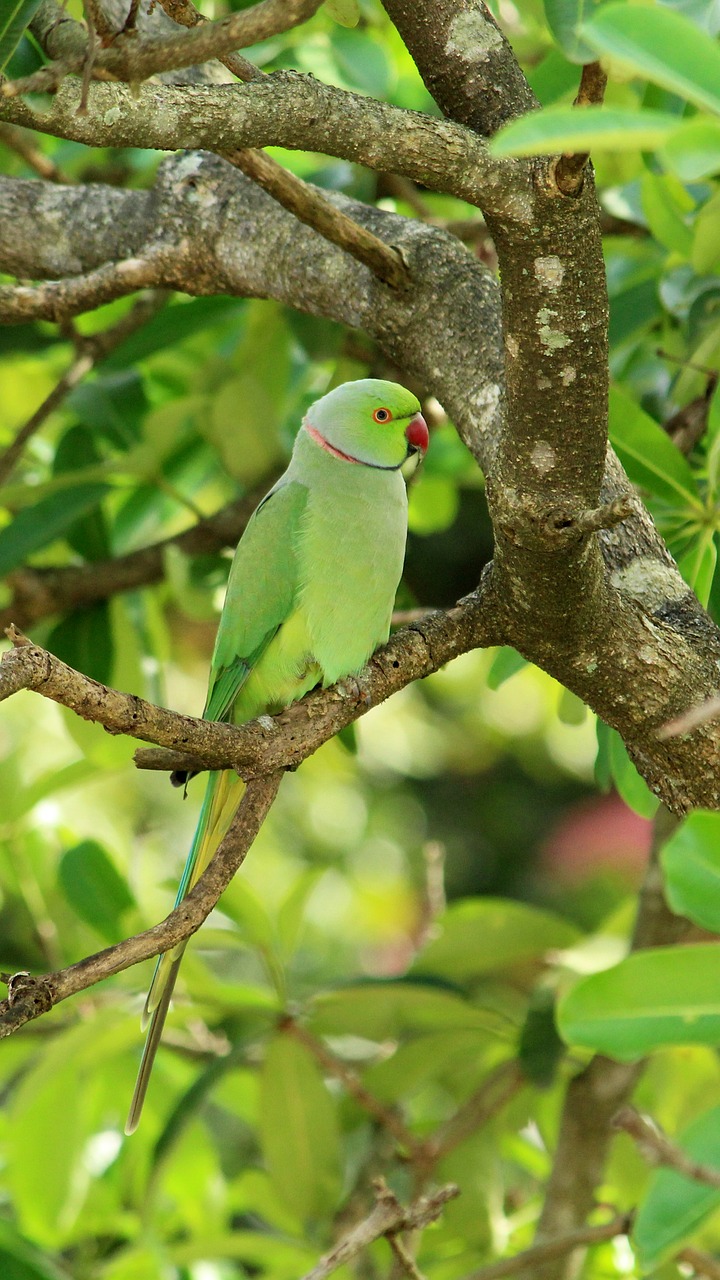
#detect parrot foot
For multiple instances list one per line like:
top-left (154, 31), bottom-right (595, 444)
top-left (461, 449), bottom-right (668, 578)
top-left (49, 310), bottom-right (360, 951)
top-left (256, 715), bottom-right (278, 732)
top-left (335, 673), bottom-right (372, 709)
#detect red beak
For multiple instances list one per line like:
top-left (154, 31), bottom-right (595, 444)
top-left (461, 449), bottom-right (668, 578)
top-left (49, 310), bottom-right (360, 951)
top-left (405, 412), bottom-right (429, 454)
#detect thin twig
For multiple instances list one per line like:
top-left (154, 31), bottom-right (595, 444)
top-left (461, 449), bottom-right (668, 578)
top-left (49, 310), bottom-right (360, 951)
top-left (300, 1179), bottom-right (459, 1280)
top-left (658, 695), bottom-right (720, 739)
top-left (0, 290), bottom-right (167, 486)
top-left (464, 1213), bottom-right (632, 1280)
top-left (678, 1246), bottom-right (720, 1280)
top-left (0, 772), bottom-right (282, 1036)
top-left (222, 147), bottom-right (410, 289)
top-left (4, 0), bottom-right (323, 95)
top-left (0, 247), bottom-right (174, 324)
top-left (613, 1106), bottom-right (720, 1189)
top-left (387, 1234), bottom-right (427, 1280)
top-left (419, 1060), bottom-right (525, 1168)
top-left (552, 62), bottom-right (608, 197)
top-left (0, 123), bottom-right (69, 181)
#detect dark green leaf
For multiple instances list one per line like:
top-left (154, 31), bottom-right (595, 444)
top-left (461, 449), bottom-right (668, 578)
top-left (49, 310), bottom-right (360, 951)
top-left (518, 986), bottom-right (565, 1087)
top-left (58, 839), bottom-right (135, 942)
top-left (0, 0), bottom-right (43, 73)
top-left (47, 603), bottom-right (114, 685)
top-left (544, 0), bottom-right (608, 64)
top-left (486, 646), bottom-right (528, 690)
top-left (634, 1106), bottom-right (720, 1268)
top-left (0, 483), bottom-right (109, 578)
top-left (608, 386), bottom-right (699, 507)
top-left (53, 425), bottom-right (110, 562)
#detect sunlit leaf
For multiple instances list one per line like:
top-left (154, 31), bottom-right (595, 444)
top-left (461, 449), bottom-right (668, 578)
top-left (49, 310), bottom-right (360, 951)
top-left (324, 0), bottom-right (361, 27)
top-left (580, 2), bottom-right (720, 115)
top-left (559, 944), bottom-right (720, 1057)
top-left (491, 106), bottom-right (680, 157)
top-left (661, 117), bottom-right (720, 180)
top-left (661, 810), bottom-right (720, 932)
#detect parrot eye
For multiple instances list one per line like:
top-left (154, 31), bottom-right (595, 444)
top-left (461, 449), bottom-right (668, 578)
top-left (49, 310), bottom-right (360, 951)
top-left (373, 407), bottom-right (392, 423)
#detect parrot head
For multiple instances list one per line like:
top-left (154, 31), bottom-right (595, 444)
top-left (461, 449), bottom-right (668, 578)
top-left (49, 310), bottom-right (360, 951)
top-left (304, 379), bottom-right (429, 471)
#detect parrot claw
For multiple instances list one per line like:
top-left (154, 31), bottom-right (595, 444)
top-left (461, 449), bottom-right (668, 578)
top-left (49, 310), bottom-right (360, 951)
top-left (335, 673), bottom-right (372, 708)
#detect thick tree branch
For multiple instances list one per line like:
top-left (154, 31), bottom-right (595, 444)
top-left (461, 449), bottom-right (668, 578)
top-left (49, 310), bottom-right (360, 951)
top-left (0, 771), bottom-right (282, 1035)
top-left (6, 0), bottom-right (323, 93)
top-left (0, 74), bottom-right (527, 218)
top-left (0, 590), bottom-right (500, 778)
top-left (3, 162), bottom-right (720, 810)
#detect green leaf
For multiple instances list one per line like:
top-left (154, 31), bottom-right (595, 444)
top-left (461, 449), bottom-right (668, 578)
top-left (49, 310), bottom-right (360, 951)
top-left (580, 2), bottom-right (720, 115)
top-left (486, 646), bottom-right (528, 690)
top-left (607, 728), bottom-right (659, 818)
top-left (543, 0), bottom-right (605, 63)
top-left (323, 0), bottom-right (360, 27)
top-left (608, 385), bottom-right (699, 507)
top-left (0, 483), bottom-right (109, 578)
top-left (633, 1105), bottom-right (720, 1268)
top-left (309, 981), bottom-right (510, 1039)
top-left (47, 602), bottom-right (114, 685)
top-left (491, 106), bottom-right (680, 157)
top-left (641, 171), bottom-right (694, 258)
top-left (661, 810), bottom-right (720, 932)
top-left (259, 1032), bottom-right (341, 1221)
top-left (413, 898), bottom-right (581, 981)
top-left (330, 28), bottom-right (393, 98)
top-left (407, 474), bottom-right (459, 534)
top-left (678, 531), bottom-right (718, 608)
top-left (518, 986), bottom-right (565, 1087)
top-left (0, 1221), bottom-right (72, 1280)
top-left (0, 0), bottom-right (43, 73)
top-left (58, 840), bottom-right (135, 942)
top-left (692, 190), bottom-right (720, 274)
top-left (661, 117), bottom-right (720, 181)
top-left (558, 944), bottom-right (720, 1058)
top-left (6, 1055), bottom-right (86, 1247)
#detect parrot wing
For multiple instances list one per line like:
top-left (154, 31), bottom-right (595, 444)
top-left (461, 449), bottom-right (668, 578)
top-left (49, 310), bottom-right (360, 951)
top-left (203, 478), bottom-right (308, 723)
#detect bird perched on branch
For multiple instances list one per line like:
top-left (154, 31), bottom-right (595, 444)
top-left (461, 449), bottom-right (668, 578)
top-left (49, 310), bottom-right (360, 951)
top-left (126, 378), bottom-right (429, 1132)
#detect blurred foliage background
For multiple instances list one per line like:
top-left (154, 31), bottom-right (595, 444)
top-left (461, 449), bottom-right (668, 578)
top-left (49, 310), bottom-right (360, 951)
top-left (3, 0), bottom-right (720, 1276)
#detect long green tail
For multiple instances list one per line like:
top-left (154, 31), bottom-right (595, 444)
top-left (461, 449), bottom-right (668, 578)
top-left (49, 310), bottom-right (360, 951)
top-left (125, 769), bottom-right (242, 1134)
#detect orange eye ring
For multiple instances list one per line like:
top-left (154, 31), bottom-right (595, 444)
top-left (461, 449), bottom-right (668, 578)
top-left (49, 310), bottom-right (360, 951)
top-left (373, 407), bottom-right (392, 423)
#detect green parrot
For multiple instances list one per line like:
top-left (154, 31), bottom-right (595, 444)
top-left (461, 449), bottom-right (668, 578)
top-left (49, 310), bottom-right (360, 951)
top-left (126, 378), bottom-right (429, 1132)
